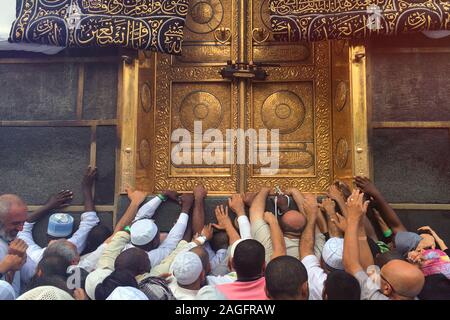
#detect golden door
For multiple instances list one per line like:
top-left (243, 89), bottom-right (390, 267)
top-left (133, 0), bottom-right (355, 194)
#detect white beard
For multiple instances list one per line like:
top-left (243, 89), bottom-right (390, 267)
top-left (0, 227), bottom-right (15, 242)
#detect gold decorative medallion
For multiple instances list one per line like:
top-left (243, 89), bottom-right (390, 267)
top-left (186, 0), bottom-right (224, 34)
top-left (335, 138), bottom-right (349, 169)
top-left (334, 81), bottom-right (348, 112)
top-left (140, 82), bottom-right (152, 113)
top-left (139, 139), bottom-right (151, 168)
top-left (261, 91), bottom-right (305, 134)
top-left (180, 91), bottom-right (223, 132)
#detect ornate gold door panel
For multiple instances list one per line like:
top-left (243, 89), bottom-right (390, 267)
top-left (134, 0), bottom-right (353, 194)
top-left (246, 0), bottom-right (331, 191)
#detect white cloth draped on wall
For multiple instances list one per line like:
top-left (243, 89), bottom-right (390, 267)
top-left (0, 0), bottom-right (64, 54)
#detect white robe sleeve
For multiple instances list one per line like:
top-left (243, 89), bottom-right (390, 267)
top-left (237, 215), bottom-right (252, 239)
top-left (134, 197), bottom-right (162, 221)
top-left (148, 212), bottom-right (189, 267)
top-left (17, 222), bottom-right (45, 264)
top-left (67, 211), bottom-right (100, 255)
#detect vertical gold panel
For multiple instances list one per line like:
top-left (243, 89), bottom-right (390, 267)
top-left (246, 0), bottom-right (332, 192)
top-left (149, 0), bottom-right (240, 194)
top-left (118, 59), bottom-right (139, 193)
top-left (331, 40), bottom-right (353, 186)
top-left (350, 44), bottom-right (370, 177)
top-left (135, 51), bottom-right (156, 192)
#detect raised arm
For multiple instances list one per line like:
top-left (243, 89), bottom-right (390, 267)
top-left (82, 166), bottom-right (96, 212)
top-left (328, 184), bottom-right (349, 217)
top-left (192, 185), bottom-right (207, 236)
top-left (27, 190), bottom-right (73, 223)
top-left (343, 189), bottom-right (370, 275)
top-left (113, 186), bottom-right (147, 234)
top-left (263, 212), bottom-right (286, 260)
top-left (299, 194), bottom-right (319, 259)
top-left (285, 188), bottom-right (305, 215)
top-left (355, 176), bottom-right (406, 234)
top-left (157, 194), bottom-right (194, 251)
top-left (321, 197), bottom-right (343, 238)
top-left (228, 194), bottom-right (251, 239)
top-left (249, 187), bottom-right (270, 223)
top-left (212, 205), bottom-right (240, 246)
top-left (135, 190), bottom-right (178, 222)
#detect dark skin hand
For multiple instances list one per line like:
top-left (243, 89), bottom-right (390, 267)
top-left (161, 190), bottom-right (179, 202)
top-left (27, 190), bottom-right (73, 223)
top-left (82, 166), bottom-right (97, 212)
top-left (179, 194), bottom-right (195, 214)
top-left (354, 176), bottom-right (406, 233)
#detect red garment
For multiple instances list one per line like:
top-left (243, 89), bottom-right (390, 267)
top-left (216, 277), bottom-right (268, 300)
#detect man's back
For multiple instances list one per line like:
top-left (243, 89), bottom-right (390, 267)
top-left (216, 277), bottom-right (267, 300)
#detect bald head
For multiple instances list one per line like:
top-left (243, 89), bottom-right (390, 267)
top-left (0, 194), bottom-right (27, 241)
top-left (381, 260), bottom-right (425, 299)
top-left (280, 210), bottom-right (306, 235)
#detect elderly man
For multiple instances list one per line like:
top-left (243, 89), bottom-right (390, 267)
top-left (17, 167), bottom-right (100, 265)
top-left (343, 189), bottom-right (425, 300)
top-left (0, 194), bottom-right (36, 295)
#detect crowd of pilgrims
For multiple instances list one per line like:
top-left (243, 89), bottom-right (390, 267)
top-left (0, 166), bottom-right (449, 300)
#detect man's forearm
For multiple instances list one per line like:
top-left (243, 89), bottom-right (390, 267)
top-left (192, 198), bottom-right (205, 236)
top-left (225, 222), bottom-right (241, 246)
top-left (299, 216), bottom-right (316, 259)
top-left (291, 191), bottom-right (305, 215)
top-left (114, 201), bottom-right (139, 233)
top-left (371, 192), bottom-right (406, 233)
top-left (268, 221), bottom-right (286, 260)
top-left (343, 219), bottom-right (363, 275)
top-left (358, 221), bottom-right (375, 270)
top-left (325, 210), bottom-right (343, 238)
top-left (27, 205), bottom-right (52, 223)
top-left (83, 188), bottom-right (95, 212)
top-left (249, 188), bottom-right (270, 223)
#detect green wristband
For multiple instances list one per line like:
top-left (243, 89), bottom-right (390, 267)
top-left (124, 226), bottom-right (131, 233)
top-left (383, 228), bottom-right (393, 238)
top-left (157, 194), bottom-right (167, 201)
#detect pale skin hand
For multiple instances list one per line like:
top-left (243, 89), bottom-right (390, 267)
top-left (126, 185), bottom-right (147, 206)
top-left (285, 188), bottom-right (306, 215)
top-left (212, 205), bottom-right (232, 231)
top-left (212, 205), bottom-right (240, 245)
top-left (8, 238), bottom-right (28, 258)
top-left (263, 211), bottom-right (286, 260)
top-left (299, 193), bottom-right (319, 259)
top-left (321, 197), bottom-right (343, 237)
top-left (343, 189), bottom-right (372, 275)
top-left (0, 254), bottom-right (26, 274)
top-left (417, 226), bottom-right (447, 250)
top-left (328, 184), bottom-right (348, 217)
top-left (228, 194), bottom-right (246, 216)
top-left (111, 185), bottom-right (147, 235)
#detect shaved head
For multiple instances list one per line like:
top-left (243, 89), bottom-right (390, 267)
top-left (381, 260), bottom-right (425, 299)
top-left (280, 210), bottom-right (306, 235)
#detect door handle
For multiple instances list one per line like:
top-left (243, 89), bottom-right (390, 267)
top-left (214, 27), bottom-right (232, 44)
top-left (252, 28), bottom-right (270, 44)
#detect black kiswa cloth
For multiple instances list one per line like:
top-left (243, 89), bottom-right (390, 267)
top-left (9, 0), bottom-right (190, 55)
top-left (269, 0), bottom-right (450, 42)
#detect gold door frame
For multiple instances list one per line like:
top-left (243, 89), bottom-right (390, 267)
top-left (118, 0), bottom-right (370, 195)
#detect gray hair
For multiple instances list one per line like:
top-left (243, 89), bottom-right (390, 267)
top-left (44, 239), bottom-right (78, 264)
top-left (0, 196), bottom-right (12, 222)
